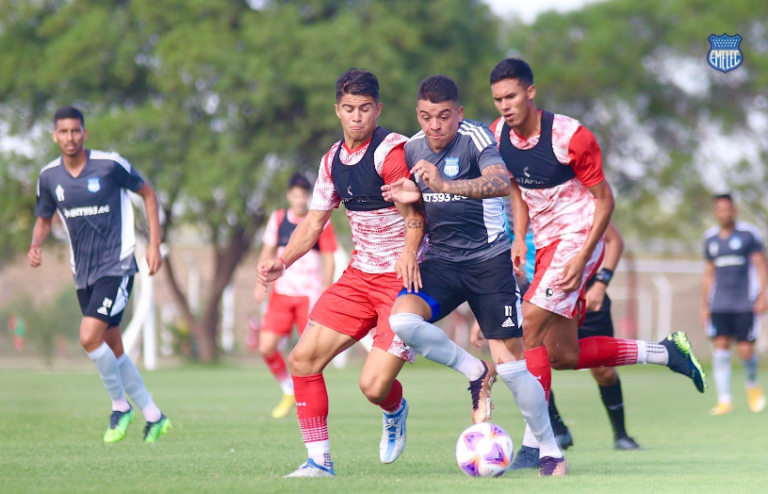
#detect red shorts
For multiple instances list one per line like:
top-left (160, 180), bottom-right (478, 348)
top-left (309, 268), bottom-right (415, 363)
top-left (261, 291), bottom-right (310, 336)
top-left (525, 236), bottom-right (604, 323)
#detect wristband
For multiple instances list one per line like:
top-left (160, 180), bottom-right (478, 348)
top-left (594, 268), bottom-right (613, 286)
top-left (277, 257), bottom-right (287, 277)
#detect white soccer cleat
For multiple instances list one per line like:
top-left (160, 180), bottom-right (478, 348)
top-left (283, 458), bottom-right (335, 478)
top-left (380, 398), bottom-right (408, 464)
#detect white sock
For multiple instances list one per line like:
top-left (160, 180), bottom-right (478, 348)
top-left (280, 378), bottom-right (294, 396)
top-left (742, 355), bottom-right (758, 388)
top-left (522, 423), bottom-right (539, 449)
top-left (497, 361), bottom-right (562, 459)
top-left (636, 341), bottom-right (668, 365)
top-left (390, 313), bottom-right (484, 380)
top-left (306, 439), bottom-right (332, 469)
top-left (112, 397), bottom-right (131, 413)
top-left (87, 342), bottom-right (126, 404)
top-left (713, 349), bottom-right (732, 404)
top-left (142, 400), bottom-right (163, 423)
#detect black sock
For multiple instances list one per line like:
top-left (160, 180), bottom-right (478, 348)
top-left (599, 379), bottom-right (628, 439)
top-left (547, 390), bottom-right (569, 435)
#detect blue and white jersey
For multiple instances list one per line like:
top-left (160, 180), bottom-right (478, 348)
top-left (35, 150), bottom-right (145, 289)
top-left (704, 221), bottom-right (764, 313)
top-left (404, 119), bottom-right (508, 263)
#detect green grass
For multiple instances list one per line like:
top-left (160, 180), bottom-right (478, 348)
top-left (1, 362), bottom-right (767, 493)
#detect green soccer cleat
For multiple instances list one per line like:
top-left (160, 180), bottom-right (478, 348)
top-left (143, 414), bottom-right (171, 443)
top-left (661, 332), bottom-right (707, 393)
top-left (103, 407), bottom-right (135, 443)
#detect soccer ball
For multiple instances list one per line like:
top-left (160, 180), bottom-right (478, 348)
top-left (456, 423), bottom-right (514, 477)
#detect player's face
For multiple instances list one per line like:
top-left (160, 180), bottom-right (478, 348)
top-left (416, 99), bottom-right (463, 152)
top-left (52, 118), bottom-right (87, 157)
top-left (335, 94), bottom-right (382, 146)
top-left (713, 199), bottom-right (736, 227)
top-left (286, 186), bottom-right (310, 217)
top-left (490, 78), bottom-right (536, 129)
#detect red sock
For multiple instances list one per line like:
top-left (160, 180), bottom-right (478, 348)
top-left (292, 373), bottom-right (329, 443)
top-left (377, 379), bottom-right (403, 413)
top-left (576, 337), bottom-right (639, 369)
top-left (525, 346), bottom-right (552, 402)
top-left (263, 351), bottom-right (289, 383)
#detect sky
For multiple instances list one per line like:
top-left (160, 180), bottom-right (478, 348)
top-left (485, 0), bottom-right (604, 24)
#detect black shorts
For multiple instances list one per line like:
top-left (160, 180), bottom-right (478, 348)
top-left (708, 312), bottom-right (759, 342)
top-left (401, 252), bottom-right (522, 340)
top-left (577, 293), bottom-right (614, 339)
top-left (77, 276), bottom-right (134, 327)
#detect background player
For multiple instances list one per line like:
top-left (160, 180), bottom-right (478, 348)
top-left (487, 58), bottom-right (706, 468)
top-left (701, 194), bottom-right (767, 415)
top-left (258, 69), bottom-right (424, 477)
top-left (29, 106), bottom-right (170, 443)
top-left (384, 75), bottom-right (567, 476)
top-left (254, 173), bottom-right (337, 419)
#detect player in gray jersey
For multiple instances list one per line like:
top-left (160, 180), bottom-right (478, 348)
top-left (29, 106), bottom-right (171, 443)
top-left (701, 194), bottom-right (767, 415)
top-left (383, 75), bottom-right (566, 476)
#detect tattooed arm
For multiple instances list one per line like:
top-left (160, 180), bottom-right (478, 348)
top-left (410, 160), bottom-right (511, 199)
top-left (394, 200), bottom-right (426, 292)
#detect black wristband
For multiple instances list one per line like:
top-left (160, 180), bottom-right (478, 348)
top-left (594, 268), bottom-right (614, 286)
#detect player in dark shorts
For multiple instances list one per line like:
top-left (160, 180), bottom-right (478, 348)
top-left (546, 223), bottom-right (640, 450)
top-left (701, 194), bottom-right (767, 415)
top-left (29, 106), bottom-right (170, 443)
top-left (383, 75), bottom-right (566, 476)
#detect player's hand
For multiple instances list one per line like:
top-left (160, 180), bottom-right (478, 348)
top-left (410, 159), bottom-right (444, 192)
top-left (28, 245), bottom-right (42, 268)
top-left (556, 254), bottom-right (587, 293)
top-left (258, 258), bottom-right (286, 286)
top-left (585, 282), bottom-right (606, 312)
top-left (146, 244), bottom-right (162, 275)
top-left (754, 295), bottom-right (768, 314)
top-left (395, 250), bottom-right (422, 293)
top-left (382, 177), bottom-right (421, 205)
top-left (469, 320), bottom-right (486, 348)
top-left (699, 305), bottom-right (710, 330)
top-left (511, 238), bottom-right (527, 278)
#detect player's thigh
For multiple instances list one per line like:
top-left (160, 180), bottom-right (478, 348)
top-left (79, 316), bottom-right (110, 351)
top-left (258, 330), bottom-right (284, 355)
top-left (521, 300), bottom-right (562, 349)
top-left (78, 276), bottom-right (133, 348)
top-left (359, 346), bottom-right (407, 401)
top-left (395, 258), bottom-right (465, 323)
top-left (289, 319), bottom-right (357, 376)
top-left (543, 316), bottom-right (580, 369)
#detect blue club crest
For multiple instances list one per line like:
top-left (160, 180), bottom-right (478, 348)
top-left (707, 34), bottom-right (743, 73)
top-left (444, 157), bottom-right (460, 178)
top-left (87, 177), bottom-right (101, 193)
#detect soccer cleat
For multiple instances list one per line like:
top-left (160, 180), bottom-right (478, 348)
top-left (539, 456), bottom-right (568, 476)
top-left (747, 386), bottom-right (766, 413)
top-left (709, 402), bottom-right (734, 415)
top-left (510, 445), bottom-right (540, 470)
top-left (555, 429), bottom-right (574, 450)
top-left (468, 361), bottom-right (496, 424)
top-left (103, 407), bottom-right (135, 443)
top-left (284, 458), bottom-right (335, 478)
top-left (614, 436), bottom-right (641, 450)
top-left (143, 414), bottom-right (171, 443)
top-left (661, 332), bottom-right (707, 393)
top-left (380, 399), bottom-right (408, 464)
top-left (272, 394), bottom-right (296, 419)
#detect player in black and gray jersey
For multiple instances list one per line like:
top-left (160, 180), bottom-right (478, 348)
top-left (383, 75), bottom-right (566, 476)
top-left (29, 106), bottom-right (171, 443)
top-left (701, 194), bottom-right (767, 415)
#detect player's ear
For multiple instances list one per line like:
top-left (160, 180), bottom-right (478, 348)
top-left (457, 105), bottom-right (464, 120)
top-left (375, 102), bottom-right (383, 118)
top-left (83, 128), bottom-right (88, 141)
top-left (527, 84), bottom-right (536, 100)
top-left (334, 104), bottom-right (341, 120)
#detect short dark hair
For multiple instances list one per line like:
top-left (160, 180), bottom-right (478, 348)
top-left (53, 106), bottom-right (85, 127)
top-left (416, 75), bottom-right (460, 106)
top-left (489, 58), bottom-right (534, 87)
top-left (336, 69), bottom-right (379, 103)
top-left (288, 173), bottom-right (312, 192)
top-left (714, 193), bottom-right (734, 203)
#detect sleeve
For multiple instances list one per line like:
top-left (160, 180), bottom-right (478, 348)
top-left (380, 143), bottom-right (410, 184)
top-left (567, 126), bottom-right (605, 188)
top-left (704, 238), bottom-right (714, 260)
top-left (113, 156), bottom-right (145, 192)
top-left (748, 230), bottom-right (765, 254)
top-left (261, 211), bottom-right (279, 247)
top-left (34, 174), bottom-right (57, 218)
top-left (318, 221), bottom-right (338, 253)
top-left (489, 117), bottom-right (504, 148)
top-left (310, 150), bottom-right (341, 210)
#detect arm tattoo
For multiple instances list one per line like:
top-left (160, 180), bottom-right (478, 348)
top-left (405, 218), bottom-right (425, 231)
top-left (442, 164), bottom-right (511, 199)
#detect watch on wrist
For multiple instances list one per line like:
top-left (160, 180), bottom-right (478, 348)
top-left (594, 268), bottom-right (613, 286)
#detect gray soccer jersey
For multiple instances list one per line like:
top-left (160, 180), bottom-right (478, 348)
top-left (704, 221), bottom-right (764, 313)
top-left (35, 150), bottom-right (145, 289)
top-left (405, 119), bottom-right (508, 263)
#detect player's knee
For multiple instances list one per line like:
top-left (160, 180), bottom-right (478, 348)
top-left (287, 348), bottom-right (312, 376)
top-left (359, 374), bottom-right (388, 403)
top-left (389, 312), bottom-right (423, 344)
top-left (548, 348), bottom-right (578, 370)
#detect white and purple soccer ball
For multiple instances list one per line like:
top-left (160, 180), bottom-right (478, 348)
top-left (456, 423), bottom-right (514, 477)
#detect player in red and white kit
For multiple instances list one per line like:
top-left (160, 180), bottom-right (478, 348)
top-left (259, 69), bottom-right (425, 478)
top-left (487, 58), bottom-right (707, 469)
top-left (254, 173), bottom-right (337, 419)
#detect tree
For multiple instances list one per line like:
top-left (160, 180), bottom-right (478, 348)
top-left (0, 0), bottom-right (503, 361)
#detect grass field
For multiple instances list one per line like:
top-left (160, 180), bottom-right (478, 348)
top-left (1, 360), bottom-right (767, 494)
